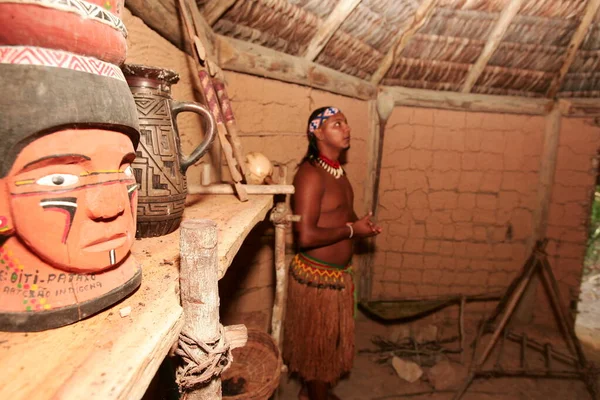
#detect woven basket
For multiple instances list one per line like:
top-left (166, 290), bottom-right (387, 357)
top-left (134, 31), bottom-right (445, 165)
top-left (222, 329), bottom-right (282, 399)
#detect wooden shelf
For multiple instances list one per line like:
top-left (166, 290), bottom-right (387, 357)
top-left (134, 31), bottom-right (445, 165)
top-left (0, 194), bottom-right (274, 400)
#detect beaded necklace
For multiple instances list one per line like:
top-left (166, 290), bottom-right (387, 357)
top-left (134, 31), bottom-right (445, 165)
top-left (316, 154), bottom-right (344, 179)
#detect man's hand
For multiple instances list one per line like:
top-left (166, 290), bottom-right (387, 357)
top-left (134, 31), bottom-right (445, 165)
top-left (347, 212), bottom-right (382, 238)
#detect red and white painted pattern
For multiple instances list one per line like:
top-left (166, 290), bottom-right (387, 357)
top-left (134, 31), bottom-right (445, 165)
top-left (0, 0), bottom-right (128, 37)
top-left (0, 46), bottom-right (126, 81)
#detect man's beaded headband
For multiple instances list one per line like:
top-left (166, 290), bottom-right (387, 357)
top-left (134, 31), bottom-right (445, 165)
top-left (308, 107), bottom-right (340, 134)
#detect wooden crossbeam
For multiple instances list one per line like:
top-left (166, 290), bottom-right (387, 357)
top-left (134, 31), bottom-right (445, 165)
top-left (546, 0), bottom-right (600, 98)
top-left (370, 0), bottom-right (437, 84)
top-left (461, 0), bottom-right (524, 93)
top-left (303, 0), bottom-right (362, 61)
top-left (203, 0), bottom-right (238, 25)
top-left (383, 85), bottom-right (553, 115)
top-left (218, 36), bottom-right (377, 99)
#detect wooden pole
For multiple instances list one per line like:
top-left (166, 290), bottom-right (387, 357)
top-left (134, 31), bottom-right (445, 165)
top-left (303, 0), bottom-right (362, 61)
top-left (179, 219), bottom-right (221, 400)
top-left (178, 0), bottom-right (248, 201)
top-left (513, 102), bottom-right (561, 324)
top-left (270, 168), bottom-right (300, 348)
top-left (461, 0), bottom-right (523, 93)
top-left (213, 78), bottom-right (251, 182)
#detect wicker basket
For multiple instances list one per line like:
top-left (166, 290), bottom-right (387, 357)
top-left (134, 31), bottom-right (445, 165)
top-left (222, 329), bottom-right (282, 399)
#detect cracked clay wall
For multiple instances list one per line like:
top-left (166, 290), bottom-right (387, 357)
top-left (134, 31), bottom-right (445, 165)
top-left (218, 71), bottom-right (370, 331)
top-left (372, 106), bottom-right (600, 324)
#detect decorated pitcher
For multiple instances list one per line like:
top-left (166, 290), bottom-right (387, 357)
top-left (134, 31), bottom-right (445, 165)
top-left (122, 64), bottom-right (216, 238)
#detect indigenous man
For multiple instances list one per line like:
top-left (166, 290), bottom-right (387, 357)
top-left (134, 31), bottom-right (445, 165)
top-left (283, 106), bottom-right (382, 400)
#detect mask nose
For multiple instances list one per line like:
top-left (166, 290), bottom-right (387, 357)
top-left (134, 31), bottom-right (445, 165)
top-left (85, 182), bottom-right (126, 221)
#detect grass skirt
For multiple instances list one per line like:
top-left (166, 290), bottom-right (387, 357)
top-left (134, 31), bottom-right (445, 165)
top-left (282, 253), bottom-right (355, 385)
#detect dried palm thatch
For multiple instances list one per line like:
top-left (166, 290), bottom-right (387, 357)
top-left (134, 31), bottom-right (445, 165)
top-left (199, 0), bottom-right (600, 98)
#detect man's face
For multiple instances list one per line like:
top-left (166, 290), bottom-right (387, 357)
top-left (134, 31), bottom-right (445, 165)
top-left (318, 112), bottom-right (351, 150)
top-left (2, 129), bottom-right (138, 273)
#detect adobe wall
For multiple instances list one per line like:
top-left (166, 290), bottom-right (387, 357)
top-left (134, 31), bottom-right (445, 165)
top-left (372, 107), bottom-right (545, 301)
top-left (372, 106), bottom-right (600, 324)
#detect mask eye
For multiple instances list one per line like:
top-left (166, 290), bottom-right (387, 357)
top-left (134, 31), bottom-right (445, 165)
top-left (36, 174), bottom-right (79, 187)
top-left (123, 165), bottom-right (134, 177)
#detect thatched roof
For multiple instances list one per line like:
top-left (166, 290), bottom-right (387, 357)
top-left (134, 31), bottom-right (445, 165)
top-left (197, 0), bottom-right (600, 99)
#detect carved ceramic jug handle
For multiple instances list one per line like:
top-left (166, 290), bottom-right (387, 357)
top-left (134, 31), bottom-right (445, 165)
top-left (170, 101), bottom-right (217, 175)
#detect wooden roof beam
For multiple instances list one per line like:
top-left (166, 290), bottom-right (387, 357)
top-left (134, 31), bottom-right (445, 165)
top-left (202, 0), bottom-right (238, 26)
top-left (382, 85), bottom-right (553, 115)
top-left (218, 36), bottom-right (377, 100)
top-left (370, 0), bottom-right (437, 85)
top-left (546, 0), bottom-right (600, 98)
top-left (461, 0), bottom-right (524, 93)
top-left (303, 0), bottom-right (362, 61)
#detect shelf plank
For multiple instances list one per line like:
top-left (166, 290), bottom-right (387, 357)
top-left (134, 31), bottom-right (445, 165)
top-left (0, 194), bottom-right (273, 400)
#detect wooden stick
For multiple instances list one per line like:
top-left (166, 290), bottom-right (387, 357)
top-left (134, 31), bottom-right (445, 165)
top-left (213, 78), bottom-right (251, 181)
top-left (461, 0), bottom-right (524, 93)
top-left (178, 219), bottom-right (220, 400)
top-left (303, 0), bottom-right (362, 61)
top-left (178, 0), bottom-right (248, 201)
top-left (546, 0), bottom-right (600, 98)
top-left (188, 183), bottom-right (294, 195)
top-left (370, 0), bottom-right (437, 84)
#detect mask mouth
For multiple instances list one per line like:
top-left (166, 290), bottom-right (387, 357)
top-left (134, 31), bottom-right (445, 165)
top-left (83, 233), bottom-right (127, 252)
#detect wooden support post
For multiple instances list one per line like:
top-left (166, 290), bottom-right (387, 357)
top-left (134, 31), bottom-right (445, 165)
top-left (514, 103), bottom-right (561, 325)
top-left (461, 0), bottom-right (523, 93)
top-left (178, 219), bottom-right (221, 400)
top-left (546, 0), bottom-right (600, 98)
top-left (303, 0), bottom-right (362, 61)
top-left (370, 0), bottom-right (437, 84)
top-left (270, 168), bottom-right (301, 349)
top-left (535, 102), bottom-right (561, 241)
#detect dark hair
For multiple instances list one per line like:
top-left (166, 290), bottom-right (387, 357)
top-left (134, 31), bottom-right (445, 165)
top-left (301, 106), bottom-right (332, 164)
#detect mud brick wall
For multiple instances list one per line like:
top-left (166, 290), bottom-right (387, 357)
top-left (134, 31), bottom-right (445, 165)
top-left (372, 107), bottom-right (546, 301)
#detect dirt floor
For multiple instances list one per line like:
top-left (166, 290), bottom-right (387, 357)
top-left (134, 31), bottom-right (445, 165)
top-left (275, 294), bottom-right (600, 400)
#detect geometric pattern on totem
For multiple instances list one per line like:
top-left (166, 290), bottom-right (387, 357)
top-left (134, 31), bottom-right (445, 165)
top-left (0, 46), bottom-right (126, 81)
top-left (0, 0), bottom-right (128, 38)
top-left (289, 253), bottom-right (352, 291)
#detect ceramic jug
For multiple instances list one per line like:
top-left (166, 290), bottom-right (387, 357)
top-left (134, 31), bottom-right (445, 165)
top-left (122, 64), bottom-right (216, 238)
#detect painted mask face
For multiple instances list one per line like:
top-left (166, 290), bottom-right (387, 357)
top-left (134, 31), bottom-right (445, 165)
top-left (2, 129), bottom-right (138, 273)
